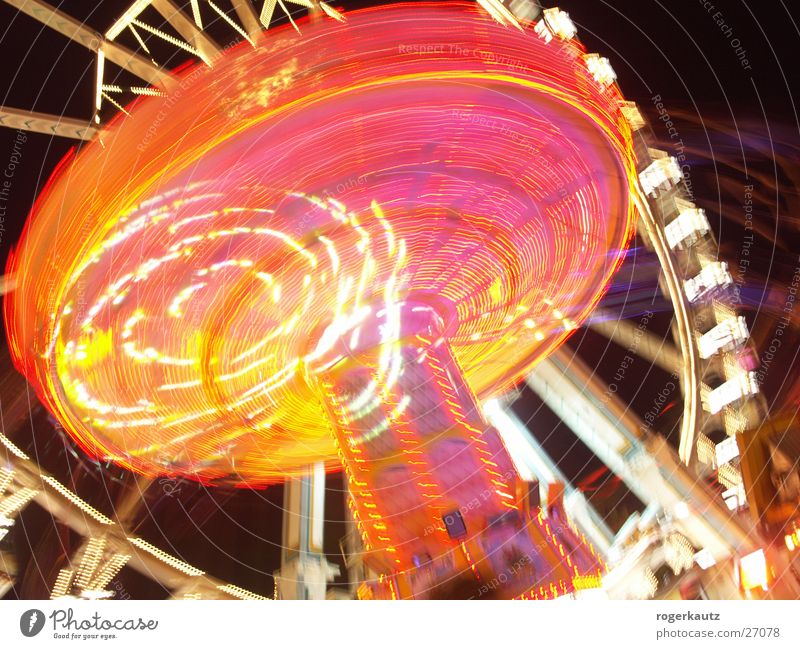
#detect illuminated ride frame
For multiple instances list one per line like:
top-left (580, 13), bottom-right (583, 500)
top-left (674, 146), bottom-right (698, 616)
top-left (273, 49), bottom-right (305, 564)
top-left (0, 1), bottom-right (766, 600)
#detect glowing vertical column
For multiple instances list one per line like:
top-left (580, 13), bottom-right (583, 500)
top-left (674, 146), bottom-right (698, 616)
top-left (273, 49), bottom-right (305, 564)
top-left (308, 301), bottom-right (564, 597)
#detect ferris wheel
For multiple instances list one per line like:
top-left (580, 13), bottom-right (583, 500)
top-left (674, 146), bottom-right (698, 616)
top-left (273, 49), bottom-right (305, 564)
top-left (0, 0), bottom-right (775, 601)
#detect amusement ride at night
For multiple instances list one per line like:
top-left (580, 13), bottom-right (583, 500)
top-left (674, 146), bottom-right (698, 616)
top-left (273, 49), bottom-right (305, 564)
top-left (0, 0), bottom-right (796, 601)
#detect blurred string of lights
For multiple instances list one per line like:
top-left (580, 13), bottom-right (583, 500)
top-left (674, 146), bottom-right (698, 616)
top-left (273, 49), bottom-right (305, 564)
top-left (0, 431), bottom-right (266, 599)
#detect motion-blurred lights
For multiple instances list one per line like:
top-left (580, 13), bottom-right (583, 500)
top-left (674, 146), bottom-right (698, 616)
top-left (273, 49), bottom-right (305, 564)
top-left (639, 154), bottom-right (682, 196)
top-left (705, 371), bottom-right (759, 414)
top-left (698, 316), bottom-right (749, 359)
top-left (42, 476), bottom-right (114, 525)
top-left (620, 102), bottom-right (646, 130)
top-left (722, 484), bottom-right (747, 511)
top-left (684, 262), bottom-right (734, 303)
top-left (535, 7), bottom-right (577, 41)
top-left (584, 54), bottom-right (617, 87)
top-left (80, 589), bottom-right (114, 600)
top-left (693, 548), bottom-right (716, 570)
top-left (127, 537), bottom-right (205, 577)
top-left (673, 501), bottom-right (690, 520)
top-left (476, 0), bottom-right (522, 29)
top-left (738, 549), bottom-right (768, 591)
top-left (572, 587), bottom-right (608, 600)
top-left (664, 532), bottom-right (694, 575)
top-left (665, 207), bottom-right (711, 250)
top-left (785, 529), bottom-right (799, 552)
top-left (715, 436), bottom-right (740, 466)
top-left (631, 566), bottom-right (659, 600)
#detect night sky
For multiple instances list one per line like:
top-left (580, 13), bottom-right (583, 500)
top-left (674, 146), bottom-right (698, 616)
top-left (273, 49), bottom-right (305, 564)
top-left (0, 0), bottom-right (798, 598)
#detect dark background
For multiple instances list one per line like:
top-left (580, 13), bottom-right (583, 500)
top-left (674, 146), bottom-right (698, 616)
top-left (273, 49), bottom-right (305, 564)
top-left (0, 0), bottom-right (798, 598)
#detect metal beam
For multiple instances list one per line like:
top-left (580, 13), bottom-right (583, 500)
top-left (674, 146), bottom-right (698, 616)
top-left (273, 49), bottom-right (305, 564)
top-left (0, 106), bottom-right (96, 140)
top-left (527, 347), bottom-right (758, 561)
top-left (274, 462), bottom-right (338, 600)
top-left (5, 451), bottom-right (222, 594)
top-left (0, 363), bottom-right (259, 599)
top-left (484, 399), bottom-right (614, 555)
top-left (106, 0), bottom-right (152, 40)
top-left (231, 0), bottom-right (263, 41)
top-left (589, 312), bottom-right (681, 375)
top-left (2, 0), bottom-right (176, 88)
top-left (150, 0), bottom-right (221, 64)
top-left (634, 177), bottom-right (702, 467)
